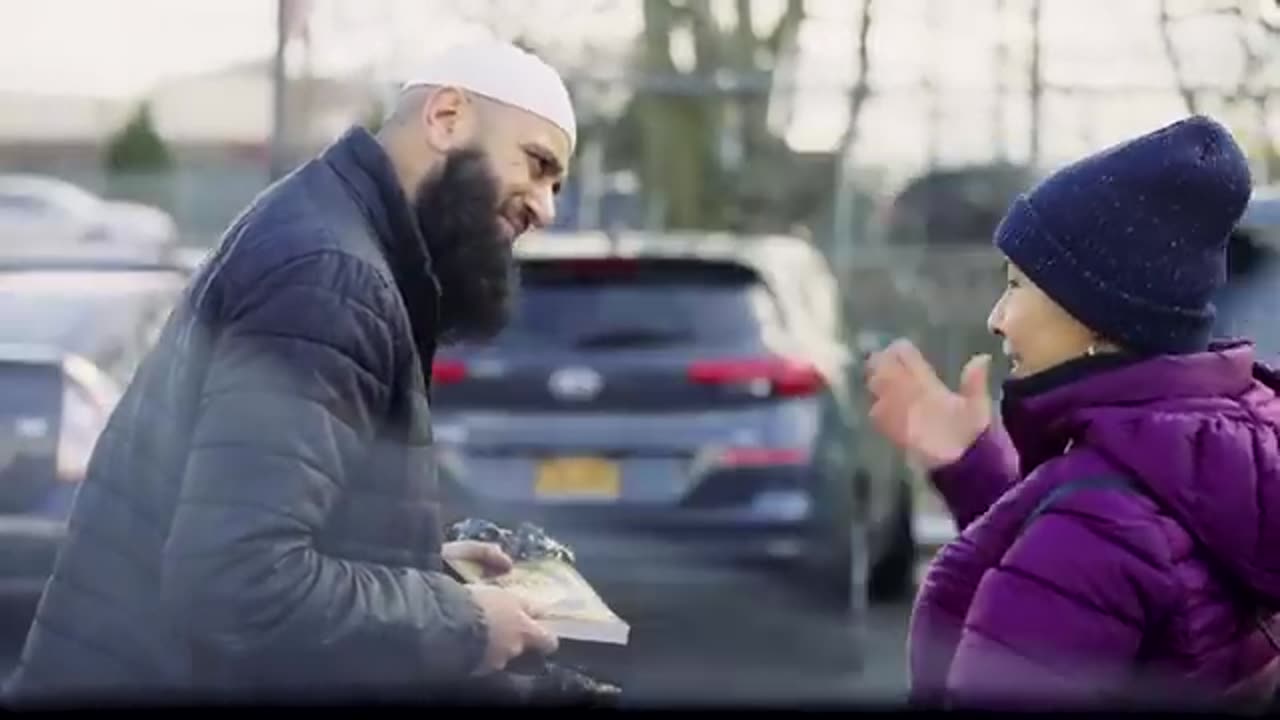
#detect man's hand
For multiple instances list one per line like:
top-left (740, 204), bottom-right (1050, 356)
top-left (444, 540), bottom-right (514, 577)
top-left (468, 585), bottom-right (560, 675)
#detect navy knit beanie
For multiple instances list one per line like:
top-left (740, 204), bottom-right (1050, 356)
top-left (994, 115), bottom-right (1253, 355)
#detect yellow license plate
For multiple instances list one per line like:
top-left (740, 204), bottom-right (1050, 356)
top-left (535, 457), bottom-right (621, 499)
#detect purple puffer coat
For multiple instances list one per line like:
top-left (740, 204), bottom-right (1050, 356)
top-left (910, 340), bottom-right (1280, 709)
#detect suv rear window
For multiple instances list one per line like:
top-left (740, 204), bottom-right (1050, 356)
top-left (494, 258), bottom-right (782, 349)
top-left (1217, 229), bottom-right (1280, 359)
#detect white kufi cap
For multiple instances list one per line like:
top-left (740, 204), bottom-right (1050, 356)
top-left (403, 41), bottom-right (577, 151)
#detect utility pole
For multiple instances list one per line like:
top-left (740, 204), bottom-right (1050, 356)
top-left (269, 0), bottom-right (290, 182)
top-left (993, 0), bottom-right (1008, 162)
top-left (925, 2), bottom-right (943, 167)
top-left (573, 77), bottom-right (605, 230)
top-left (831, 0), bottom-right (875, 267)
top-left (1028, 0), bottom-right (1043, 169)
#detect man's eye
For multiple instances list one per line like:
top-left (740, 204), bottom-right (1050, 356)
top-left (527, 153), bottom-right (548, 177)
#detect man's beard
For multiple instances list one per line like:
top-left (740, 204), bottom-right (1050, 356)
top-left (412, 147), bottom-right (518, 344)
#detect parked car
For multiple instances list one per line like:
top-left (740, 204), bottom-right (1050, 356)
top-left (0, 254), bottom-right (188, 603)
top-left (431, 231), bottom-right (916, 604)
top-left (877, 162), bottom-right (1039, 246)
top-left (96, 199), bottom-right (178, 247)
top-left (1215, 186), bottom-right (1280, 361)
top-left (0, 174), bottom-right (177, 261)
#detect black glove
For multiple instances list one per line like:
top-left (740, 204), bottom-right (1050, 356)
top-left (505, 654), bottom-right (622, 708)
top-left (453, 655), bottom-right (621, 708)
top-left (445, 520), bottom-right (619, 708)
top-left (447, 518), bottom-right (576, 565)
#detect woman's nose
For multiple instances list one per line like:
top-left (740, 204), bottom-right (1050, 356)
top-left (986, 301), bottom-right (1003, 337)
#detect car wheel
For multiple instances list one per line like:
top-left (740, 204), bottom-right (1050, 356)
top-left (870, 481), bottom-right (917, 602)
top-left (803, 472), bottom-right (871, 615)
top-left (802, 523), bottom-right (869, 613)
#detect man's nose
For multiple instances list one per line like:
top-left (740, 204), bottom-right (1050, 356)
top-left (526, 186), bottom-right (556, 230)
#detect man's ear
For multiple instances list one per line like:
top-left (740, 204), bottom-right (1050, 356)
top-left (420, 86), bottom-right (475, 152)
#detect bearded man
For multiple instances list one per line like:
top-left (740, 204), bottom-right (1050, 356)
top-left (6, 40), bottom-right (575, 705)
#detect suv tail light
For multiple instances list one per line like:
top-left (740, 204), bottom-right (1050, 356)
top-left (715, 447), bottom-right (810, 467)
top-left (432, 356), bottom-right (473, 384)
top-left (55, 382), bottom-right (104, 482)
top-left (687, 356), bottom-right (825, 398)
top-left (55, 357), bottom-right (120, 483)
top-left (432, 359), bottom-right (468, 386)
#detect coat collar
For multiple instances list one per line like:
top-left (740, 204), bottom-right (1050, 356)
top-left (999, 339), bottom-right (1259, 473)
top-left (320, 126), bottom-right (443, 366)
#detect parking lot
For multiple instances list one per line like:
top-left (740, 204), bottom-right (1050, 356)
top-left (0, 534), bottom-right (930, 708)
top-left (532, 514), bottom-right (944, 708)
top-left (591, 564), bottom-right (913, 707)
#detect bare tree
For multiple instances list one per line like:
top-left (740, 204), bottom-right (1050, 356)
top-left (993, 0), bottom-right (1009, 162)
top-left (844, 0), bottom-right (876, 158)
top-left (623, 0), bottom-right (812, 230)
top-left (1157, 0), bottom-right (1280, 180)
top-left (1158, 0), bottom-right (1202, 115)
top-left (1229, 0), bottom-right (1280, 181)
top-left (831, 0), bottom-right (876, 254)
top-left (1028, 0), bottom-right (1043, 168)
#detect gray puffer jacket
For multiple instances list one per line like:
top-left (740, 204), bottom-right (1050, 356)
top-left (5, 126), bottom-right (487, 705)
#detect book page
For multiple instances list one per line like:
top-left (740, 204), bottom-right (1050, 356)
top-left (447, 556), bottom-right (629, 643)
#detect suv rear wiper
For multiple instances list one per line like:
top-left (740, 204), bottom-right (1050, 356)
top-left (572, 327), bottom-right (692, 349)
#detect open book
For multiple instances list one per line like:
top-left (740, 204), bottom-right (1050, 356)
top-left (448, 555), bottom-right (631, 646)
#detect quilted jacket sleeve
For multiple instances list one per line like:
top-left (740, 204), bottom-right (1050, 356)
top-left (943, 496), bottom-right (1174, 708)
top-left (929, 425), bottom-right (1020, 531)
top-left (160, 250), bottom-right (487, 694)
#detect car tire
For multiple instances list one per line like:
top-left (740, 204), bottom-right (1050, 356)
top-left (805, 522), bottom-right (869, 612)
top-left (870, 482), bottom-right (917, 603)
top-left (802, 471), bottom-right (871, 615)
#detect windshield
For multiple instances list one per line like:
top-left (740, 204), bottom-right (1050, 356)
top-left (494, 277), bottom-right (782, 350)
top-left (0, 269), bottom-right (182, 350)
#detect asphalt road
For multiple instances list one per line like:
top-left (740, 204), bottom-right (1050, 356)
top-left (0, 544), bottom-right (926, 709)
top-left (560, 546), bottom-right (916, 709)
top-left (0, 598), bottom-right (32, 683)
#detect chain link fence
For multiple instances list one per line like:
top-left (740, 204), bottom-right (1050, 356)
top-left (837, 239), bottom-right (1010, 547)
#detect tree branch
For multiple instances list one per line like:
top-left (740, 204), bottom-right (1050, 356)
top-left (830, 0), bottom-right (875, 241)
top-left (851, 0), bottom-right (874, 116)
top-left (641, 0), bottom-right (679, 73)
top-left (684, 0), bottom-right (723, 71)
top-left (1234, 7), bottom-right (1259, 100)
top-left (1157, 0), bottom-right (1201, 115)
top-left (766, 0), bottom-right (805, 55)
top-left (736, 0), bottom-right (756, 48)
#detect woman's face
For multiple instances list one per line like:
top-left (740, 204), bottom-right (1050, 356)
top-left (987, 260), bottom-right (1097, 378)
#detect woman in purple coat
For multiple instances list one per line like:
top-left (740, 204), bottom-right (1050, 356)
top-left (866, 115), bottom-right (1280, 711)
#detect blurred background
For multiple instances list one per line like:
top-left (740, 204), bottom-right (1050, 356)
top-left (1, 0), bottom-right (1280, 708)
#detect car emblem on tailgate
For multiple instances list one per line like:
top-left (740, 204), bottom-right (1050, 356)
top-left (548, 366), bottom-right (604, 402)
top-left (1, 417), bottom-right (48, 470)
top-left (0, 435), bottom-right (13, 471)
top-left (15, 417), bottom-right (49, 439)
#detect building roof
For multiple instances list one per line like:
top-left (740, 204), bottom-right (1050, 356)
top-left (515, 229), bottom-right (824, 274)
top-left (0, 91), bottom-right (130, 142)
top-left (0, 58), bottom-right (375, 146)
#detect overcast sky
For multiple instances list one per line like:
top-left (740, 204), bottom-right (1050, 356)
top-left (0, 0), bottom-right (1273, 169)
